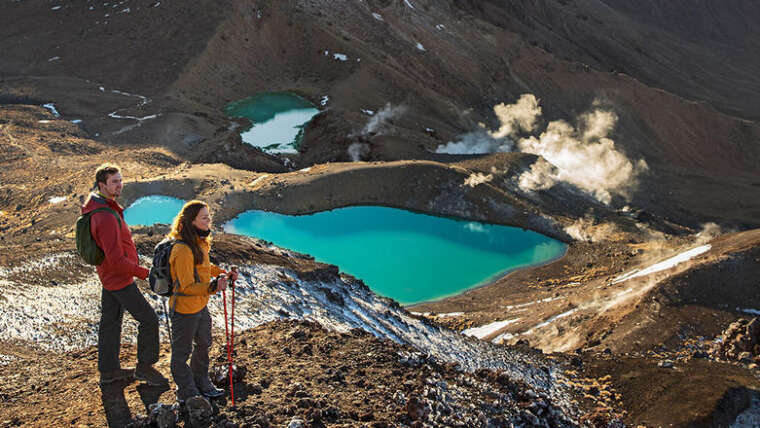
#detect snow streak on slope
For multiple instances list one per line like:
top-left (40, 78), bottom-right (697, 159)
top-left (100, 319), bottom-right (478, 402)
top-left (612, 245), bottom-right (711, 284)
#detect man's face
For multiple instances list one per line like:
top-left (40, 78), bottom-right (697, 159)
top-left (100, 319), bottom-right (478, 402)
top-left (100, 172), bottom-right (123, 198)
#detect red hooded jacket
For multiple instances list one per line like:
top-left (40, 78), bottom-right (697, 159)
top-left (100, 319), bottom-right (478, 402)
top-left (81, 193), bottom-right (149, 290)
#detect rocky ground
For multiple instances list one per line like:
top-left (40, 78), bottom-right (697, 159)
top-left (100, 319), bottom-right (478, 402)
top-left (2, 0), bottom-right (760, 426)
top-left (0, 319), bottom-right (626, 428)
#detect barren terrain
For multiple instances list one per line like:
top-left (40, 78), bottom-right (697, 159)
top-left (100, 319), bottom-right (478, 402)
top-left (2, 0), bottom-right (760, 426)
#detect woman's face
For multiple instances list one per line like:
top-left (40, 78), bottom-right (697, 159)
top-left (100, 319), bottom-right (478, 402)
top-left (192, 206), bottom-right (211, 231)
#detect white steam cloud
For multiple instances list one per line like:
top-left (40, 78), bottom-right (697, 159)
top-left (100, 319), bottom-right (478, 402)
top-left (518, 157), bottom-right (557, 192)
top-left (564, 217), bottom-right (620, 243)
top-left (351, 103), bottom-right (408, 137)
top-left (694, 222), bottom-right (725, 245)
top-left (434, 129), bottom-right (513, 154)
top-left (463, 172), bottom-right (494, 188)
top-left (489, 94), bottom-right (542, 138)
top-left (347, 142), bottom-right (370, 161)
top-left (436, 94), bottom-right (648, 204)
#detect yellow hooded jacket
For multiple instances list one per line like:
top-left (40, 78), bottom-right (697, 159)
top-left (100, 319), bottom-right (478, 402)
top-left (169, 238), bottom-right (225, 314)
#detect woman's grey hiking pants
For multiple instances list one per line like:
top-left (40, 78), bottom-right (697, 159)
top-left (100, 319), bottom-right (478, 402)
top-left (170, 306), bottom-right (212, 399)
top-left (98, 282), bottom-right (160, 372)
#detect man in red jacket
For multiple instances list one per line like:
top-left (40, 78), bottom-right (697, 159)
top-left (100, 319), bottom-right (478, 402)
top-left (82, 164), bottom-right (168, 386)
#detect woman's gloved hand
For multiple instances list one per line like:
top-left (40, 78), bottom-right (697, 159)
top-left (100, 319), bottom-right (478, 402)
top-left (216, 274), bottom-right (228, 292)
top-left (208, 273), bottom-right (228, 293)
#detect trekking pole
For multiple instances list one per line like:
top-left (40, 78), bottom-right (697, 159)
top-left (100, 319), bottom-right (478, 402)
top-left (229, 267), bottom-right (238, 406)
top-left (231, 266), bottom-right (237, 353)
top-left (161, 298), bottom-right (173, 345)
top-left (221, 283), bottom-right (233, 405)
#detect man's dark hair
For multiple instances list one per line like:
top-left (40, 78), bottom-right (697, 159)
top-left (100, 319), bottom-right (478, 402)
top-left (94, 163), bottom-right (121, 190)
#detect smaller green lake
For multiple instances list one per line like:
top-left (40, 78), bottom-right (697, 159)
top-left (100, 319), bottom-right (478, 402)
top-left (224, 206), bottom-right (566, 304)
top-left (224, 92), bottom-right (320, 154)
top-left (124, 195), bottom-right (185, 226)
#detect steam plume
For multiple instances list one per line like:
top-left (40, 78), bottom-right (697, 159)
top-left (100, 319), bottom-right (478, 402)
top-left (489, 94), bottom-right (542, 138)
top-left (351, 103), bottom-right (408, 137)
top-left (347, 142), bottom-right (370, 161)
top-left (436, 95), bottom-right (648, 204)
top-left (464, 172), bottom-right (494, 188)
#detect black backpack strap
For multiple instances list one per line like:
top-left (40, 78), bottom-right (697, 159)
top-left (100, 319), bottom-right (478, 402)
top-left (90, 207), bottom-right (122, 228)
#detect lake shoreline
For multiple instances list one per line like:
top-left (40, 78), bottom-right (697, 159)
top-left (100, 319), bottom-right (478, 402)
top-left (403, 243), bottom-right (570, 309)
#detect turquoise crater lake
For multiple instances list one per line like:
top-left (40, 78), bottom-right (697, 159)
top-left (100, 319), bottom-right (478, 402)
top-left (224, 92), bottom-right (320, 154)
top-left (124, 195), bottom-right (186, 226)
top-left (224, 206), bottom-right (566, 305)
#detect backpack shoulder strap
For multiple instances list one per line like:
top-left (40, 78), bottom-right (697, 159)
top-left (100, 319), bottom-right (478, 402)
top-left (90, 207), bottom-right (122, 228)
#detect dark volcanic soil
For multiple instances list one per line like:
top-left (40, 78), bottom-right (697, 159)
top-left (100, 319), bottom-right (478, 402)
top-left (0, 320), bottom-right (621, 427)
top-left (2, 0), bottom-right (760, 426)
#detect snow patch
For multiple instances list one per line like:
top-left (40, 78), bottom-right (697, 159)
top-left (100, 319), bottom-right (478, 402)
top-left (612, 245), bottom-right (711, 284)
top-left (522, 309), bottom-right (578, 336)
top-left (372, 13), bottom-right (383, 21)
top-left (48, 196), bottom-right (66, 204)
top-left (361, 109), bottom-right (375, 116)
top-left (51, 5), bottom-right (62, 10)
top-left (320, 95), bottom-right (329, 106)
top-left (404, 0), bottom-right (415, 9)
top-left (333, 53), bottom-right (348, 61)
top-left (249, 174), bottom-right (269, 187)
top-left (462, 319), bottom-right (520, 339)
top-left (43, 103), bottom-right (61, 117)
top-left (503, 296), bottom-right (564, 310)
top-left (739, 308), bottom-right (760, 316)
top-left (416, 42), bottom-right (426, 52)
top-left (47, 56), bottom-right (61, 62)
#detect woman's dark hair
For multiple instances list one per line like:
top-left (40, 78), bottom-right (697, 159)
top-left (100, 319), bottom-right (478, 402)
top-left (168, 200), bottom-right (210, 264)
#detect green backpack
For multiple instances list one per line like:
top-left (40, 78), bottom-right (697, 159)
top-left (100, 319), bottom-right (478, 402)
top-left (75, 207), bottom-right (122, 265)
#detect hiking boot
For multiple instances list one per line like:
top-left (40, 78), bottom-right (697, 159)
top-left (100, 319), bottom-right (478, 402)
top-left (184, 395), bottom-right (213, 425)
top-left (195, 376), bottom-right (225, 399)
top-left (176, 386), bottom-right (203, 403)
top-left (134, 364), bottom-right (169, 386)
top-left (99, 368), bottom-right (134, 386)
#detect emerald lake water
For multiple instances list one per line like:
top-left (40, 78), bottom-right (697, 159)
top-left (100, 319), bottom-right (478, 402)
top-left (124, 195), bottom-right (185, 226)
top-left (225, 206), bottom-right (566, 304)
top-left (224, 92), bottom-right (320, 154)
top-left (125, 198), bottom-right (566, 304)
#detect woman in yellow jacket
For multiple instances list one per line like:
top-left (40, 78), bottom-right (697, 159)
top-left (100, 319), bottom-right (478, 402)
top-left (167, 200), bottom-right (237, 401)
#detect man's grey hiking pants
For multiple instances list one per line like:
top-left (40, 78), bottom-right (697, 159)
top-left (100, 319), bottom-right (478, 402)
top-left (98, 282), bottom-right (160, 372)
top-left (170, 306), bottom-right (212, 399)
